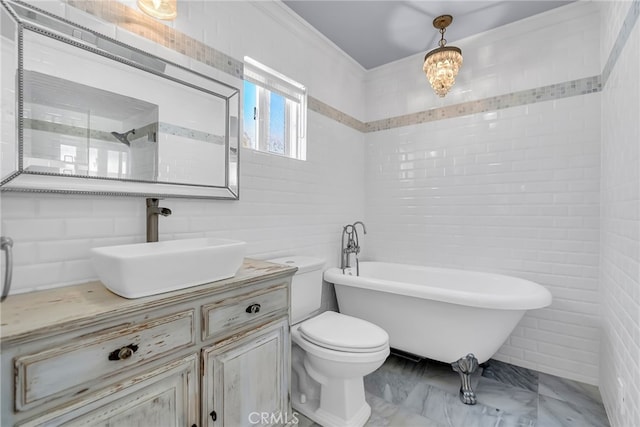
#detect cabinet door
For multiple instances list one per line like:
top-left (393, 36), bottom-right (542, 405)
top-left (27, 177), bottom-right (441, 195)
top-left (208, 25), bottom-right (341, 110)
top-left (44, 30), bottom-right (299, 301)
top-left (18, 354), bottom-right (199, 427)
top-left (202, 318), bottom-right (290, 427)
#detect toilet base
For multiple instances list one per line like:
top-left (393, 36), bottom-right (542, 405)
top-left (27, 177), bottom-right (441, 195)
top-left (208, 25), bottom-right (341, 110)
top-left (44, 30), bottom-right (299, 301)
top-left (292, 344), bottom-right (373, 427)
top-left (294, 399), bottom-right (371, 427)
top-left (292, 376), bottom-right (371, 427)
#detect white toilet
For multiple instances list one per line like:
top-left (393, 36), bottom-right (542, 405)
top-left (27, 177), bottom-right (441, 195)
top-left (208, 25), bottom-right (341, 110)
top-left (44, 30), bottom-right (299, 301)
top-left (268, 256), bottom-right (389, 427)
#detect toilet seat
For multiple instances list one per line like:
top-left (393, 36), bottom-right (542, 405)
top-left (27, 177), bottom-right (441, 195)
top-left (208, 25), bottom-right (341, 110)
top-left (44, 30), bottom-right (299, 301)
top-left (298, 311), bottom-right (389, 353)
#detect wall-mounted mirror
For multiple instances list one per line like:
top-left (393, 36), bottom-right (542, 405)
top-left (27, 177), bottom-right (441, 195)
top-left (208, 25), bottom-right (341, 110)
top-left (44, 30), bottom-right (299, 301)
top-left (1, 0), bottom-right (240, 199)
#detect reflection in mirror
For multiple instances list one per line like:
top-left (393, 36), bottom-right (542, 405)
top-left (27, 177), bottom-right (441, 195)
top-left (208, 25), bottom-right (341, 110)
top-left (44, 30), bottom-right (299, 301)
top-left (23, 70), bottom-right (159, 181)
top-left (1, 4), bottom-right (18, 182)
top-left (1, 0), bottom-right (240, 199)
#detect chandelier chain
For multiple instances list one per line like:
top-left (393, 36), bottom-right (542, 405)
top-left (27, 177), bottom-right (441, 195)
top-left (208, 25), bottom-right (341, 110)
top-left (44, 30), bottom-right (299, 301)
top-left (439, 28), bottom-right (447, 48)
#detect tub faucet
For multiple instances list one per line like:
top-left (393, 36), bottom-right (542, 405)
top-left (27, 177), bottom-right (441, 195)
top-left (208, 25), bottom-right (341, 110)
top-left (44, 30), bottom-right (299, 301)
top-left (146, 198), bottom-right (172, 242)
top-left (341, 221), bottom-right (367, 275)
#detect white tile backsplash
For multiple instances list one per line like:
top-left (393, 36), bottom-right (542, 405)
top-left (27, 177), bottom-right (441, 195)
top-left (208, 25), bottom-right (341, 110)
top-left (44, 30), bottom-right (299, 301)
top-left (3, 218), bottom-right (67, 241)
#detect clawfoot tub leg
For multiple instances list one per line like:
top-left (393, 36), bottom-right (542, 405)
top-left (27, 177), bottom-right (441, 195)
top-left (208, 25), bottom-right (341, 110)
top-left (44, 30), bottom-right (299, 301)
top-left (451, 353), bottom-right (479, 405)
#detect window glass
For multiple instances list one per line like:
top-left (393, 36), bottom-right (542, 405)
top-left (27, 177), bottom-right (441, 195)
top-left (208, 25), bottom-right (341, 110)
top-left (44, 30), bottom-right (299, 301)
top-left (268, 91), bottom-right (285, 155)
top-left (243, 57), bottom-right (306, 160)
top-left (242, 80), bottom-right (257, 150)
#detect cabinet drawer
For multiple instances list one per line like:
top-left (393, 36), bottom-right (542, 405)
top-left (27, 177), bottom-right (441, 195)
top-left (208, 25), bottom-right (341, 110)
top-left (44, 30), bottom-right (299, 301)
top-left (16, 354), bottom-right (199, 427)
top-left (15, 310), bottom-right (195, 412)
top-left (202, 283), bottom-right (288, 341)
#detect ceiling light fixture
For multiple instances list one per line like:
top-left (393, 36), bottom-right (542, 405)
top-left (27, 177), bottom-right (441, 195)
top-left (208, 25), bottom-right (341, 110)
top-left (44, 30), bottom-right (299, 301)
top-left (137, 0), bottom-right (177, 20)
top-left (423, 15), bottom-right (463, 98)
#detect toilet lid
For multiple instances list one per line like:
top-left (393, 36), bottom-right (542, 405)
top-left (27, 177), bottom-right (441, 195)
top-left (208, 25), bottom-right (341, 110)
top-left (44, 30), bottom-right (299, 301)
top-left (298, 311), bottom-right (389, 353)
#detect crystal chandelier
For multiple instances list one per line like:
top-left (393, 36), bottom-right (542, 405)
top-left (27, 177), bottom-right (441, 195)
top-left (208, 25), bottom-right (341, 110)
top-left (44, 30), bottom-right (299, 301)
top-left (423, 15), bottom-right (463, 97)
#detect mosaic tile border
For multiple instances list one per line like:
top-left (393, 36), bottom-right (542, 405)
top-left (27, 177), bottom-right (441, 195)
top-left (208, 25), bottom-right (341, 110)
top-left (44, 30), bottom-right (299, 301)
top-left (69, 0), bottom-right (637, 134)
top-left (307, 96), bottom-right (367, 132)
top-left (365, 76), bottom-right (602, 133)
top-left (158, 123), bottom-right (224, 145)
top-left (66, 0), bottom-right (243, 78)
top-left (25, 119), bottom-right (157, 143)
top-left (602, 0), bottom-right (640, 86)
top-left (25, 119), bottom-right (222, 145)
top-left (25, 118), bottom-right (116, 142)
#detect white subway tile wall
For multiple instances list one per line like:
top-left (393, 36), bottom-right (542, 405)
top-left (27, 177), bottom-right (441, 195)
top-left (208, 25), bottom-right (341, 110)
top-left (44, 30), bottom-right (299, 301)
top-left (364, 93), bottom-right (601, 384)
top-left (2, 110), bottom-right (365, 293)
top-left (599, 1), bottom-right (640, 426)
top-left (362, 2), bottom-right (603, 385)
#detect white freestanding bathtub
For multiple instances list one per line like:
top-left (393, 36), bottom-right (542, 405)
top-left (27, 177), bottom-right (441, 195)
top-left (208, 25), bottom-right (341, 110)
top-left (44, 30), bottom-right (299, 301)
top-left (323, 261), bottom-right (552, 404)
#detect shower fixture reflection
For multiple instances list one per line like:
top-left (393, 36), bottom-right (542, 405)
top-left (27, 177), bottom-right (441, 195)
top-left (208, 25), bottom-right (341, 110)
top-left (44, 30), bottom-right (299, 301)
top-left (110, 128), bottom-right (136, 146)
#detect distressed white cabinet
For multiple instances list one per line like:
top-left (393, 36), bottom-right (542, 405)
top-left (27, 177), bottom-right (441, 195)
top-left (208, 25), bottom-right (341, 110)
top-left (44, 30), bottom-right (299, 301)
top-left (203, 318), bottom-right (290, 427)
top-left (17, 354), bottom-right (199, 427)
top-left (0, 259), bottom-right (295, 427)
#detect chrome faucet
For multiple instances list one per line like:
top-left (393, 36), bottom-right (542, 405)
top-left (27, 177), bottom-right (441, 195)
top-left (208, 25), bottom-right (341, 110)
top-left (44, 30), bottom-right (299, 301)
top-left (341, 221), bottom-right (367, 275)
top-left (146, 198), bottom-right (172, 242)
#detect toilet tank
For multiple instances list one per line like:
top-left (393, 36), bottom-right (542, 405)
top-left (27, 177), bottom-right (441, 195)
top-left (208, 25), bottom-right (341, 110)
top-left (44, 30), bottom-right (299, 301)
top-left (267, 256), bottom-right (325, 324)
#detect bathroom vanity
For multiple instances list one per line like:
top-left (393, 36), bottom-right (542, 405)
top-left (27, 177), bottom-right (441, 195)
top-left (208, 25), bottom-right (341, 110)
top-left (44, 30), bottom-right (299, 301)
top-left (0, 259), bottom-right (295, 427)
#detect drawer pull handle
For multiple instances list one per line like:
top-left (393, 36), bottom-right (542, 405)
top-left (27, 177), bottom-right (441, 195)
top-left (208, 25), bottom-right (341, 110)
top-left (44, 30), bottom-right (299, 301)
top-left (245, 303), bottom-right (261, 314)
top-left (108, 344), bottom-right (139, 361)
top-left (210, 410), bottom-right (217, 421)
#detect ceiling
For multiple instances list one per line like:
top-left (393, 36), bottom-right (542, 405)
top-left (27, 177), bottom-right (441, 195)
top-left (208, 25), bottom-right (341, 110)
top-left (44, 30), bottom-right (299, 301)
top-left (283, 1), bottom-right (573, 69)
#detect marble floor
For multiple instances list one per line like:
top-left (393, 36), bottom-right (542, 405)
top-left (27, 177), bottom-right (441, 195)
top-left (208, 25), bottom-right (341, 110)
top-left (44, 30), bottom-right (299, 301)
top-left (296, 353), bottom-right (610, 427)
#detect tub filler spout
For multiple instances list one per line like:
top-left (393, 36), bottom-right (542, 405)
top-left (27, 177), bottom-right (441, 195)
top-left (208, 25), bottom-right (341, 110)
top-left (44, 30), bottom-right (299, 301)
top-left (340, 221), bottom-right (367, 275)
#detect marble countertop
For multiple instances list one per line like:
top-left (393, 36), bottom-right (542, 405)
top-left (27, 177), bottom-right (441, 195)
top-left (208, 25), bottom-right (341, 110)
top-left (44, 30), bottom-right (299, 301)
top-left (0, 258), bottom-right (296, 345)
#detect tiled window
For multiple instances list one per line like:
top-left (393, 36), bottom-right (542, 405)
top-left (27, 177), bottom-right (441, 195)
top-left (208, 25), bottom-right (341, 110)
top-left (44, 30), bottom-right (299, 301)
top-left (242, 57), bottom-right (306, 160)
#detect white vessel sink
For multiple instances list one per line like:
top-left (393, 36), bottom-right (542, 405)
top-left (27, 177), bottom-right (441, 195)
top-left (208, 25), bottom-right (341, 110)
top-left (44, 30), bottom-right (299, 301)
top-left (91, 238), bottom-right (246, 298)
